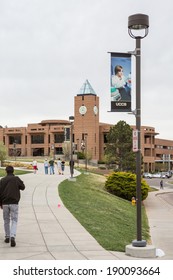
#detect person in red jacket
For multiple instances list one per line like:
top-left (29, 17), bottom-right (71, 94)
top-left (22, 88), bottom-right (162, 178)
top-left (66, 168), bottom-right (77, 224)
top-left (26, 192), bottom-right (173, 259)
top-left (0, 166), bottom-right (25, 247)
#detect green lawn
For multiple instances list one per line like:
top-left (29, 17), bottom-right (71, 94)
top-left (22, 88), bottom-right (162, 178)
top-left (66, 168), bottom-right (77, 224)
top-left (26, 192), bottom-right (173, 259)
top-left (0, 168), bottom-right (32, 177)
top-left (59, 173), bottom-right (150, 252)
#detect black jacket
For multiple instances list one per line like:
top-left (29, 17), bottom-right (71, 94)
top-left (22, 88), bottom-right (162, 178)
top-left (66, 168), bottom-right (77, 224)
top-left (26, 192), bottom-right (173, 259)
top-left (0, 174), bottom-right (25, 205)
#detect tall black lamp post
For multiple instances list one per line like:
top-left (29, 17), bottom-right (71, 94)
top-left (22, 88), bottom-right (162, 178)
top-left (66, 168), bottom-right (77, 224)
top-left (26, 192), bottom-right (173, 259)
top-left (51, 142), bottom-right (55, 160)
top-left (69, 116), bottom-right (74, 178)
top-left (13, 141), bottom-right (17, 161)
top-left (128, 14), bottom-right (149, 247)
top-left (84, 134), bottom-right (88, 173)
top-left (76, 138), bottom-right (79, 167)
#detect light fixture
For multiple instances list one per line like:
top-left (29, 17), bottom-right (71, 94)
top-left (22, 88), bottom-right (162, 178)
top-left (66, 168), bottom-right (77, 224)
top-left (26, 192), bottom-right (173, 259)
top-left (128, 14), bottom-right (149, 39)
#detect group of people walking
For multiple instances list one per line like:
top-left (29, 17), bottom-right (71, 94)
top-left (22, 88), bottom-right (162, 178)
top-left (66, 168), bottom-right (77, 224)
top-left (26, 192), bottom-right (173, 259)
top-left (32, 158), bottom-right (66, 175)
top-left (43, 158), bottom-right (65, 175)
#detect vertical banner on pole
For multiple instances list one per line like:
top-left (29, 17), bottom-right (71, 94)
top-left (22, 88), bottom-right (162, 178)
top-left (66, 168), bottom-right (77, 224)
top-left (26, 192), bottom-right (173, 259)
top-left (110, 52), bottom-right (132, 112)
top-left (133, 129), bottom-right (138, 152)
top-left (64, 126), bottom-right (70, 141)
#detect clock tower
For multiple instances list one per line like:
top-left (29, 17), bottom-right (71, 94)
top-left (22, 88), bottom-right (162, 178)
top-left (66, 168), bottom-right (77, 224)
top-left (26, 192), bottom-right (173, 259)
top-left (74, 80), bottom-right (99, 161)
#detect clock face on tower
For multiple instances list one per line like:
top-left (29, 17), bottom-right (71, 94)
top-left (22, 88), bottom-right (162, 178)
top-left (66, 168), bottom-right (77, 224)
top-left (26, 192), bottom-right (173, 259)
top-left (93, 105), bottom-right (98, 115)
top-left (79, 105), bottom-right (87, 115)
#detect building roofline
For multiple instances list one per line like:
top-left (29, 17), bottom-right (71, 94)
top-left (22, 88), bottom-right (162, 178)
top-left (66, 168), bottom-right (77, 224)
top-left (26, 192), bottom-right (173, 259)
top-left (39, 120), bottom-right (70, 125)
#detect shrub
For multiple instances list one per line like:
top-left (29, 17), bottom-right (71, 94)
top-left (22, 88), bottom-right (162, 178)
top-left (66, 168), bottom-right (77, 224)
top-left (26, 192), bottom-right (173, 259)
top-left (98, 160), bottom-right (106, 164)
top-left (105, 172), bottom-right (149, 201)
top-left (99, 166), bottom-right (106, 170)
top-left (0, 141), bottom-right (7, 165)
top-left (2, 161), bottom-right (33, 170)
top-left (77, 152), bottom-right (85, 159)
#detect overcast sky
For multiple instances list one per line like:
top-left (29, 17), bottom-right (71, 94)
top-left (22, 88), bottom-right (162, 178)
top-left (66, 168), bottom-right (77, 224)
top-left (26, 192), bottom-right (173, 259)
top-left (0, 0), bottom-right (173, 140)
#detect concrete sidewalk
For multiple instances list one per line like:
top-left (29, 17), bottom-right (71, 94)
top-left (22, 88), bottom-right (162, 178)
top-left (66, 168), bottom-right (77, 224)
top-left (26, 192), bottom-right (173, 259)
top-left (144, 184), bottom-right (173, 259)
top-left (0, 163), bottom-right (173, 260)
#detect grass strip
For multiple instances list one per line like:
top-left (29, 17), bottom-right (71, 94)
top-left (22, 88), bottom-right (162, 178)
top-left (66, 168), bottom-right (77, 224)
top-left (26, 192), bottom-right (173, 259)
top-left (0, 168), bottom-right (32, 177)
top-left (59, 173), bottom-right (150, 252)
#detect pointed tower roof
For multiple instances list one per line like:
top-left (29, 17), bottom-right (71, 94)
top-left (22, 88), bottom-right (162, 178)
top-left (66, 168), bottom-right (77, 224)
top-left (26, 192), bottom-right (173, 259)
top-left (78, 79), bottom-right (96, 96)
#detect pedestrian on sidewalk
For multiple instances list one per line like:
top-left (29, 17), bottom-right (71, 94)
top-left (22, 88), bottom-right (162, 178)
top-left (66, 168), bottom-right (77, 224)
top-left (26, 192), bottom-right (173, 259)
top-left (69, 159), bottom-right (74, 177)
top-left (57, 158), bottom-right (62, 175)
top-left (0, 166), bottom-right (25, 247)
top-left (49, 158), bottom-right (55, 175)
top-left (44, 159), bottom-right (49, 174)
top-left (61, 159), bottom-right (65, 175)
top-left (32, 160), bottom-right (38, 174)
top-left (160, 179), bottom-right (164, 189)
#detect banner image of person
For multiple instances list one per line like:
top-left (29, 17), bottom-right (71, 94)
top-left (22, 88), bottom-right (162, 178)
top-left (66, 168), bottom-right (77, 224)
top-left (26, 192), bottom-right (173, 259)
top-left (110, 52), bottom-right (131, 112)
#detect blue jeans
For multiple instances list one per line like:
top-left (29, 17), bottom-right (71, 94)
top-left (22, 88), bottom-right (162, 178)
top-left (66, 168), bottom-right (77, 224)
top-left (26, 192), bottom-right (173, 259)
top-left (49, 165), bottom-right (54, 175)
top-left (3, 204), bottom-right (18, 238)
top-left (44, 166), bottom-right (48, 174)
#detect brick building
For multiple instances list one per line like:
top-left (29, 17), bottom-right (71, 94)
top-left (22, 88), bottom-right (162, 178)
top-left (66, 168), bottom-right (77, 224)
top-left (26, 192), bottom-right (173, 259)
top-left (0, 80), bottom-right (173, 172)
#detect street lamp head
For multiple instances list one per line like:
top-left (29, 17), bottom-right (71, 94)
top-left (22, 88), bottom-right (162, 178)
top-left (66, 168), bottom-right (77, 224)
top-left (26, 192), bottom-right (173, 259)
top-left (128, 14), bottom-right (149, 39)
top-left (69, 116), bottom-right (74, 122)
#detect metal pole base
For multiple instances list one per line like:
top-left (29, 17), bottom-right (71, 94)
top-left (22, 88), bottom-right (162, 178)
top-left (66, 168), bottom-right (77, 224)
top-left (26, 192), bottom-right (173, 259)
top-left (132, 239), bottom-right (147, 247)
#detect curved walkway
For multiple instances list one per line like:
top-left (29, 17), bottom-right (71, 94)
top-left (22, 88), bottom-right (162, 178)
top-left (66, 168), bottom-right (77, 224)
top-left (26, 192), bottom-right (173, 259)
top-left (0, 163), bottom-right (123, 260)
top-left (144, 183), bottom-right (173, 259)
top-left (0, 163), bottom-right (173, 260)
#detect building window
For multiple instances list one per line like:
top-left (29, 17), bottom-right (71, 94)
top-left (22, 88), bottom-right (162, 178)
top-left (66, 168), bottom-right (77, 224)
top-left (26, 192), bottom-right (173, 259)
top-left (103, 133), bottom-right (108, 143)
top-left (82, 133), bottom-right (85, 141)
top-left (9, 148), bottom-right (21, 157)
top-left (32, 148), bottom-right (44, 156)
top-left (55, 147), bottom-right (63, 154)
top-left (156, 145), bottom-right (163, 149)
top-left (54, 133), bottom-right (64, 143)
top-left (9, 135), bottom-right (21, 144)
top-left (64, 127), bottom-right (70, 141)
top-left (31, 134), bottom-right (44, 144)
top-left (144, 148), bottom-right (151, 157)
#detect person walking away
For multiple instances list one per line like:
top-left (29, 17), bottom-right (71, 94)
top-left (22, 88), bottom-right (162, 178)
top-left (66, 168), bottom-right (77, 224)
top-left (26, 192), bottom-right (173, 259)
top-left (44, 159), bottom-right (49, 174)
top-left (61, 160), bottom-right (65, 175)
top-left (160, 179), bottom-right (163, 189)
top-left (69, 159), bottom-right (74, 177)
top-left (57, 158), bottom-right (62, 175)
top-left (32, 160), bottom-right (38, 174)
top-left (0, 166), bottom-right (25, 247)
top-left (49, 159), bottom-right (55, 175)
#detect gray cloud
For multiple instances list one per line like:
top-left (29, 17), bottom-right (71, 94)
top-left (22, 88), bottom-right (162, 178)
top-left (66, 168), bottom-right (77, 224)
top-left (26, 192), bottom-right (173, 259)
top-left (0, 0), bottom-right (173, 140)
